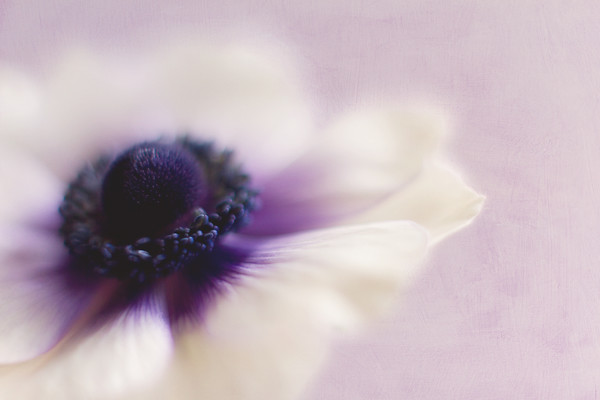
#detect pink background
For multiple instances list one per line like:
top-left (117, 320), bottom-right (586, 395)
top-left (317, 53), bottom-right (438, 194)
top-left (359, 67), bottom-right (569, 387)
top-left (2, 1), bottom-right (599, 399)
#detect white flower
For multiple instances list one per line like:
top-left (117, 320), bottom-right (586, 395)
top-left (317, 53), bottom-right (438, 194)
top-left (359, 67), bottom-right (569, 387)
top-left (0, 39), bottom-right (483, 400)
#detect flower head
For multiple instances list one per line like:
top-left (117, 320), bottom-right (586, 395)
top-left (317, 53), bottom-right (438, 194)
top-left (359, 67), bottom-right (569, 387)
top-left (0, 40), bottom-right (483, 399)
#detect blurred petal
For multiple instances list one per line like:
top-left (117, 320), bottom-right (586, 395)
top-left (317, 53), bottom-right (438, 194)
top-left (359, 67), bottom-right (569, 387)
top-left (4, 41), bottom-right (313, 180)
top-left (0, 66), bottom-right (43, 142)
top-left (0, 226), bottom-right (99, 364)
top-left (348, 164), bottom-right (485, 244)
top-left (3, 292), bottom-right (173, 400)
top-left (149, 41), bottom-right (314, 178)
top-left (0, 145), bottom-right (63, 226)
top-left (240, 220), bottom-right (429, 327)
top-left (248, 107), bottom-right (445, 234)
top-left (0, 145), bottom-right (96, 364)
top-left (6, 50), bottom-right (163, 179)
top-left (129, 221), bottom-right (428, 400)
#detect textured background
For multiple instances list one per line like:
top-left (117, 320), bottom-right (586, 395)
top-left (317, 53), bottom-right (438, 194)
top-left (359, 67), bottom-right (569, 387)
top-left (2, 1), bottom-right (599, 399)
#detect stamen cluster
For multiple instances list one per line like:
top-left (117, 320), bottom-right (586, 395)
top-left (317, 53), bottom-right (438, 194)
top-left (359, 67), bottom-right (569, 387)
top-left (59, 138), bottom-right (258, 282)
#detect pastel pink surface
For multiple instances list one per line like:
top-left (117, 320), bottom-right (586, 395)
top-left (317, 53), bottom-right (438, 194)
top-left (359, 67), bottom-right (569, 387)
top-left (1, 1), bottom-right (598, 399)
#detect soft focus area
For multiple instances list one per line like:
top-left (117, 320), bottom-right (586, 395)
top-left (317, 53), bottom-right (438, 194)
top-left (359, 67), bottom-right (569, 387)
top-left (0, 1), bottom-right (597, 399)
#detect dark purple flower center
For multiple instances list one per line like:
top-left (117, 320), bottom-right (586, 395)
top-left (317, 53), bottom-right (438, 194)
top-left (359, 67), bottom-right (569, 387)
top-left (59, 137), bottom-right (258, 282)
top-left (101, 143), bottom-right (207, 242)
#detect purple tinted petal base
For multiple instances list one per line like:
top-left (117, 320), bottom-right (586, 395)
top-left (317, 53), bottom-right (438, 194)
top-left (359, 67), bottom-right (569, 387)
top-left (245, 165), bottom-right (413, 236)
top-left (165, 242), bottom-right (256, 330)
top-left (0, 254), bottom-right (103, 363)
top-left (70, 239), bottom-right (257, 334)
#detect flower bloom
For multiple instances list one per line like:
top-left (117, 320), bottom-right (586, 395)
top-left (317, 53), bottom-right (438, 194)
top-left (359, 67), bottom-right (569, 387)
top-left (0, 40), bottom-right (483, 400)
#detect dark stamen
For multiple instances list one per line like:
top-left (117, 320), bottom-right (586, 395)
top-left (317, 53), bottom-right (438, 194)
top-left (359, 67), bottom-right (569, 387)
top-left (59, 137), bottom-right (259, 282)
top-left (101, 142), bottom-right (206, 242)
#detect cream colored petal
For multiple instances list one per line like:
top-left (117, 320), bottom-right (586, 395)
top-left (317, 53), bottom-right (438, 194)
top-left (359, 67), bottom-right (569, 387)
top-left (347, 163), bottom-right (485, 245)
top-left (0, 145), bottom-right (63, 226)
top-left (0, 66), bottom-right (43, 144)
top-left (148, 41), bottom-right (314, 178)
top-left (0, 226), bottom-right (99, 365)
top-left (319, 106), bottom-right (444, 179)
top-left (248, 107), bottom-right (446, 234)
top-left (14, 50), bottom-right (160, 179)
top-left (300, 105), bottom-right (445, 201)
top-left (126, 221), bottom-right (428, 400)
top-left (4, 40), bottom-right (313, 180)
top-left (1, 292), bottom-right (174, 400)
top-left (0, 146), bottom-right (99, 364)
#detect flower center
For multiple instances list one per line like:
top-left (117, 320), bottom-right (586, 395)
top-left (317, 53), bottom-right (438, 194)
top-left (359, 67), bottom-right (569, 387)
top-left (59, 137), bottom-right (258, 282)
top-left (101, 143), bottom-right (206, 242)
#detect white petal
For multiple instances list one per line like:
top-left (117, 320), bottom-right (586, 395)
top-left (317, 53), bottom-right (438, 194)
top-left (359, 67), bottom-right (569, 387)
top-left (347, 163), bottom-right (485, 244)
top-left (0, 226), bottom-right (97, 364)
top-left (2, 291), bottom-right (174, 400)
top-left (128, 221), bottom-right (428, 400)
top-left (317, 106), bottom-right (445, 185)
top-left (0, 146), bottom-right (90, 364)
top-left (248, 107), bottom-right (445, 234)
top-left (148, 41), bottom-right (314, 178)
top-left (0, 145), bottom-right (63, 226)
top-left (6, 41), bottom-right (313, 180)
top-left (0, 66), bottom-right (43, 142)
top-left (13, 50), bottom-right (158, 179)
top-left (238, 221), bottom-right (429, 328)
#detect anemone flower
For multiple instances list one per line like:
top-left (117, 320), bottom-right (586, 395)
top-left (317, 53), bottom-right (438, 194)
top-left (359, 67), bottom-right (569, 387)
top-left (0, 40), bottom-right (483, 400)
